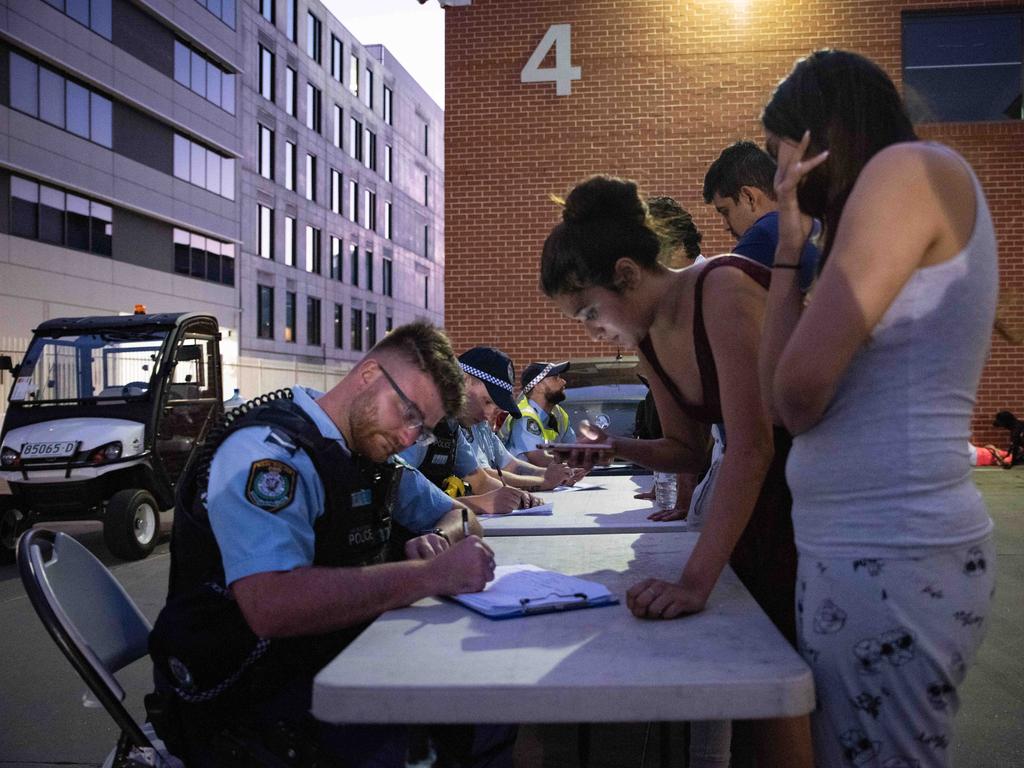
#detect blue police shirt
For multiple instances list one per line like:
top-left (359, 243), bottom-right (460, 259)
top-left (208, 386), bottom-right (453, 585)
top-left (467, 421), bottom-right (515, 470)
top-left (397, 418), bottom-right (479, 477)
top-left (733, 211), bottom-right (821, 293)
top-left (394, 462), bottom-right (459, 531)
top-left (505, 399), bottom-right (577, 459)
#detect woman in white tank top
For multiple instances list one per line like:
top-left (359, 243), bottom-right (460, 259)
top-left (759, 50), bottom-right (997, 767)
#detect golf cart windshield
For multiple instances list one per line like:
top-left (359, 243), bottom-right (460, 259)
top-left (9, 329), bottom-right (169, 406)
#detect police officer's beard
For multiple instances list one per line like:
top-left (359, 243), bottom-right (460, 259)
top-left (547, 390), bottom-right (566, 405)
top-left (348, 390), bottom-right (392, 461)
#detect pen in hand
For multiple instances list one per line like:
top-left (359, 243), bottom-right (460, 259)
top-left (462, 508), bottom-right (470, 539)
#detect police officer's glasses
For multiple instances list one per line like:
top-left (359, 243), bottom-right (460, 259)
top-left (379, 365), bottom-right (436, 446)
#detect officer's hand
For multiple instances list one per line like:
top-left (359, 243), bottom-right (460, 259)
top-left (430, 535), bottom-right (496, 595)
top-left (539, 462), bottom-right (574, 490)
top-left (518, 490), bottom-right (544, 508)
top-left (405, 533), bottom-right (450, 561)
top-left (475, 486), bottom-right (524, 514)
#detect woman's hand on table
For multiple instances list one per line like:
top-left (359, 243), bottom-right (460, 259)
top-left (626, 577), bottom-right (708, 620)
top-left (647, 506), bottom-right (688, 522)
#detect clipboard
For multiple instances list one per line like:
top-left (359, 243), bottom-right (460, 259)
top-left (450, 564), bottom-right (619, 620)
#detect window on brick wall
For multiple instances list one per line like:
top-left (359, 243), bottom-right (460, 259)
top-left (903, 11), bottom-right (1023, 122)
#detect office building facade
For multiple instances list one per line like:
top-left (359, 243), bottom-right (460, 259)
top-left (0, 0), bottom-right (242, 411)
top-left (238, 0), bottom-right (445, 394)
top-left (0, 0), bottom-right (444, 412)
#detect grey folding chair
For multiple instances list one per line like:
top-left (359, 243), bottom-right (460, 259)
top-left (18, 528), bottom-right (182, 768)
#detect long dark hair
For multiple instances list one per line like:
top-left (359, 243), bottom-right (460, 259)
top-left (540, 176), bottom-right (661, 297)
top-left (762, 50), bottom-right (918, 263)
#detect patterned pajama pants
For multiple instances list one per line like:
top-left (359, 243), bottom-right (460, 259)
top-left (796, 537), bottom-right (995, 768)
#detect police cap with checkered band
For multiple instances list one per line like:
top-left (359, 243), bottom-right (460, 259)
top-left (458, 346), bottom-right (521, 419)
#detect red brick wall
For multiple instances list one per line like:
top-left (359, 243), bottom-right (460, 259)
top-left (444, 0), bottom-right (1024, 445)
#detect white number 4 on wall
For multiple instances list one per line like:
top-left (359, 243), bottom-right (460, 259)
top-left (520, 24), bottom-right (582, 96)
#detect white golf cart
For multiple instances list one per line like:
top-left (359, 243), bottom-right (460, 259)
top-left (0, 311), bottom-right (222, 561)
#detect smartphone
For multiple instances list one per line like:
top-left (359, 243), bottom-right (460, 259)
top-left (544, 442), bottom-right (613, 453)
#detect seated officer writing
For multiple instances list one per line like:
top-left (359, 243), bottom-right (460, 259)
top-left (148, 323), bottom-right (503, 766)
top-left (454, 347), bottom-right (579, 492)
top-left (398, 411), bottom-right (543, 515)
top-left (500, 360), bottom-right (576, 467)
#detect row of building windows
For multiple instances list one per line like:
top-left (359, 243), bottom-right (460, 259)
top-left (256, 285), bottom-right (391, 350)
top-left (10, 175), bottom-right (112, 257)
top-left (173, 228), bottom-right (236, 286)
top-left (173, 134), bottom-right (236, 200)
top-left (256, 203), bottom-right (395, 293)
top-left (255, 126), bottom-right (394, 235)
top-left (256, 117), bottom-right (396, 212)
top-left (174, 40), bottom-right (236, 114)
top-left (10, 52), bottom-right (112, 149)
top-left (43, 0), bottom-right (111, 39)
top-left (257, 5), bottom-right (393, 127)
top-left (258, 46), bottom-right (393, 148)
top-left (193, 0), bottom-right (234, 30)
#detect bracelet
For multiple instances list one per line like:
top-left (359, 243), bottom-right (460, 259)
top-left (773, 263), bottom-right (801, 270)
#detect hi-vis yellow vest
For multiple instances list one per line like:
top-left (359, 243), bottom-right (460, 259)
top-left (499, 398), bottom-right (570, 445)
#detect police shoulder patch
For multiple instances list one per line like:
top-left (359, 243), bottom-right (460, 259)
top-left (245, 459), bottom-right (297, 513)
top-left (526, 419), bottom-right (542, 435)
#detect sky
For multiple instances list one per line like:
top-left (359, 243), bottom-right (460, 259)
top-left (323, 0), bottom-right (446, 108)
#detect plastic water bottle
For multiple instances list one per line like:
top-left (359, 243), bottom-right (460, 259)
top-left (654, 472), bottom-right (677, 510)
top-left (223, 387), bottom-right (244, 410)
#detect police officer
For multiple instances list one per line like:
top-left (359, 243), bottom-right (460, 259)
top-left (148, 322), bottom-right (504, 765)
top-left (398, 412), bottom-right (542, 514)
top-left (500, 361), bottom-right (576, 466)
top-left (456, 347), bottom-right (576, 491)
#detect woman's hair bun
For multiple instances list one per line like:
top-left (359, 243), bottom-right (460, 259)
top-left (562, 175), bottom-right (647, 227)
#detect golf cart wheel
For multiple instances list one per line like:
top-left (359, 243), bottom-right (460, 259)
top-left (0, 506), bottom-right (29, 564)
top-left (103, 489), bottom-right (160, 561)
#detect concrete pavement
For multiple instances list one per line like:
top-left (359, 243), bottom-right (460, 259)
top-left (0, 470), bottom-right (1021, 767)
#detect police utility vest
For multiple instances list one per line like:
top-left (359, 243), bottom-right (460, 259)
top-left (500, 398), bottom-right (570, 445)
top-left (151, 389), bottom-right (400, 707)
top-left (418, 417), bottom-right (459, 488)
